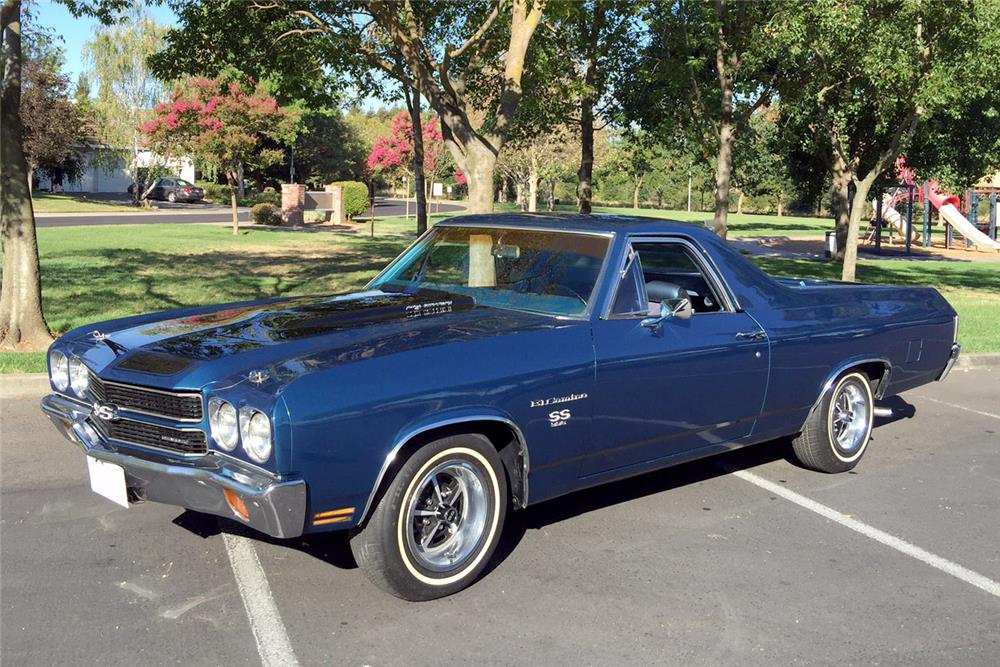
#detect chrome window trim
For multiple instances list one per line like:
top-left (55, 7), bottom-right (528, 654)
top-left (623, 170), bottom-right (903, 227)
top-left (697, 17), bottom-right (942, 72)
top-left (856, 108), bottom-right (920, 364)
top-left (366, 224), bottom-right (616, 321)
top-left (601, 234), bottom-right (738, 320)
top-left (357, 415), bottom-right (530, 525)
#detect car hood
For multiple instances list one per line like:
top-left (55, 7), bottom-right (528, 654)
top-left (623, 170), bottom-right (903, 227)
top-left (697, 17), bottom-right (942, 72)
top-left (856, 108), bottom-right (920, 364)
top-left (74, 289), bottom-right (561, 389)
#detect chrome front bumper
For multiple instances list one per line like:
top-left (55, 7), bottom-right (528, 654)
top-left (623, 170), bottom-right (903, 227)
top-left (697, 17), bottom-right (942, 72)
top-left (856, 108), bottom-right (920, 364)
top-left (937, 343), bottom-right (961, 382)
top-left (40, 393), bottom-right (306, 538)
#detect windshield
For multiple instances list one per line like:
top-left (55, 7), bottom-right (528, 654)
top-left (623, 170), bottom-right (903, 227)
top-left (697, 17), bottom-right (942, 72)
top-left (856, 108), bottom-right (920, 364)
top-left (371, 226), bottom-right (611, 317)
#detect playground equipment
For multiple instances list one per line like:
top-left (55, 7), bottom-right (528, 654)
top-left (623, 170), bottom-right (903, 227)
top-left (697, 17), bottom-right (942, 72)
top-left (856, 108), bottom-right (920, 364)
top-left (925, 186), bottom-right (1000, 251)
top-left (866, 160), bottom-right (1000, 253)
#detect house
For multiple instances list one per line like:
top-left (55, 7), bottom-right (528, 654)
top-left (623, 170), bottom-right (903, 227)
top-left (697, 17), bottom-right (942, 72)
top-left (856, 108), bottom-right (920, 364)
top-left (37, 145), bottom-right (195, 194)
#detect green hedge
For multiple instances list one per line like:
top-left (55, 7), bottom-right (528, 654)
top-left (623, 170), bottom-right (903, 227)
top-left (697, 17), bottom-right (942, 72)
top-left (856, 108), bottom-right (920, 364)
top-left (329, 181), bottom-right (369, 219)
top-left (251, 203), bottom-right (280, 225)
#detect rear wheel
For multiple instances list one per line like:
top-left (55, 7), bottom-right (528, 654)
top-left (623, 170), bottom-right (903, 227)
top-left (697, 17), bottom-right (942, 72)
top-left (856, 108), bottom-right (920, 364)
top-left (167, 191), bottom-right (177, 202)
top-left (792, 371), bottom-right (874, 473)
top-left (350, 434), bottom-right (507, 600)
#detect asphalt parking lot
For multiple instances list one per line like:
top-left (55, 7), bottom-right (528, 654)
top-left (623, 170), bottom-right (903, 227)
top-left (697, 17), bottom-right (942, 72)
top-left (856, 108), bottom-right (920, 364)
top-left (2, 367), bottom-right (998, 665)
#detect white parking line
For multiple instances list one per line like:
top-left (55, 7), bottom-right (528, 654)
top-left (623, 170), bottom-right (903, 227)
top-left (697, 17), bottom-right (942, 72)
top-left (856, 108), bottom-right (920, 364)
top-left (731, 469), bottom-right (1000, 600)
top-left (918, 396), bottom-right (1000, 421)
top-left (223, 532), bottom-right (300, 667)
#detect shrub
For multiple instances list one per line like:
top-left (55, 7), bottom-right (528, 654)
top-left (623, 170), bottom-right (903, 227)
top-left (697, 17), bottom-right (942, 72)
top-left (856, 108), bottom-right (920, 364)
top-left (196, 180), bottom-right (229, 203)
top-left (329, 181), bottom-right (369, 219)
top-left (251, 203), bottom-right (279, 225)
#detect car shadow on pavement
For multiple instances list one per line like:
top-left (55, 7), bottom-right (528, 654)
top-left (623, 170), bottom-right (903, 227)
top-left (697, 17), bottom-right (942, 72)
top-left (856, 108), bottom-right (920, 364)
top-left (172, 511), bottom-right (359, 570)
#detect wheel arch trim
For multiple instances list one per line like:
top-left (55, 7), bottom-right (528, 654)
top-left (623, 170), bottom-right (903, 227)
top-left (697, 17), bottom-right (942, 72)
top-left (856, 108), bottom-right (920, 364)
top-left (357, 414), bottom-right (530, 526)
top-left (802, 357), bottom-right (892, 431)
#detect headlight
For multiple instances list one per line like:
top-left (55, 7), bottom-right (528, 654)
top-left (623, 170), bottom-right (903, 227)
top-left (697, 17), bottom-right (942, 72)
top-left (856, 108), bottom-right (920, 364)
top-left (240, 408), bottom-right (272, 463)
top-left (208, 398), bottom-right (239, 451)
top-left (69, 356), bottom-right (90, 396)
top-left (49, 350), bottom-right (69, 391)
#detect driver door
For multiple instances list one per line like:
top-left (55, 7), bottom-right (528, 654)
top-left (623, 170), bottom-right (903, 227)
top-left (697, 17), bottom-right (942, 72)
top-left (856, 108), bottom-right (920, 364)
top-left (583, 236), bottom-right (770, 476)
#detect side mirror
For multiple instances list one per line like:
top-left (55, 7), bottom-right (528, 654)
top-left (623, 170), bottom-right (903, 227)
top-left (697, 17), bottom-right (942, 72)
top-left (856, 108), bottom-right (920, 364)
top-left (641, 297), bottom-right (693, 330)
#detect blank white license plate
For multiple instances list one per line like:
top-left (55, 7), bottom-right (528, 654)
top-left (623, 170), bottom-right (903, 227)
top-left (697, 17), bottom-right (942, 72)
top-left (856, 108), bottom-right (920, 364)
top-left (87, 456), bottom-right (129, 508)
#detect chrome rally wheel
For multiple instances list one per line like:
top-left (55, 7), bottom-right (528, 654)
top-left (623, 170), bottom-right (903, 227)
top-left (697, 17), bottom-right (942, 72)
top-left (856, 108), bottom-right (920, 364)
top-left (792, 370), bottom-right (875, 473)
top-left (403, 460), bottom-right (490, 573)
top-left (350, 434), bottom-right (507, 601)
top-left (828, 376), bottom-right (872, 462)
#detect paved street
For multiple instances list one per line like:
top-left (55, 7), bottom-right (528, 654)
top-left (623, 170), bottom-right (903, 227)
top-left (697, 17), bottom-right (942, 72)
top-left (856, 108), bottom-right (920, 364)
top-left (35, 199), bottom-right (465, 227)
top-left (2, 367), bottom-right (998, 665)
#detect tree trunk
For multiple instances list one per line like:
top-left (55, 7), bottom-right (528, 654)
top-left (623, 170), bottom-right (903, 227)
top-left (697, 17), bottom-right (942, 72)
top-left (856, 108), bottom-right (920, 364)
top-left (0, 0), bottom-right (52, 350)
top-left (515, 179), bottom-right (525, 212)
top-left (528, 150), bottom-right (539, 213)
top-left (713, 117), bottom-right (734, 239)
top-left (227, 170), bottom-right (239, 235)
top-left (776, 195), bottom-right (783, 217)
top-left (736, 189), bottom-right (745, 214)
top-left (547, 180), bottom-right (555, 211)
top-left (455, 138), bottom-right (496, 214)
top-left (830, 150), bottom-right (851, 261)
top-left (577, 97), bottom-right (594, 214)
top-left (842, 174), bottom-right (878, 282)
top-left (404, 85), bottom-right (428, 235)
top-left (633, 176), bottom-right (643, 209)
top-left (236, 162), bottom-right (245, 198)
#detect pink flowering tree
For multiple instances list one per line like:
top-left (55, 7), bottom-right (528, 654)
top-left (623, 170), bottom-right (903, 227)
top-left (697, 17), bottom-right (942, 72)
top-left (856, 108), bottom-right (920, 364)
top-left (143, 77), bottom-right (298, 234)
top-left (366, 112), bottom-right (446, 196)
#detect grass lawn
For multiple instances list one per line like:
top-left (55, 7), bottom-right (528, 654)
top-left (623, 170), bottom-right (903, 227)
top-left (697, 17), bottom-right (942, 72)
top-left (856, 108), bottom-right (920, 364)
top-left (31, 192), bottom-right (147, 214)
top-left (1, 218), bottom-right (996, 373)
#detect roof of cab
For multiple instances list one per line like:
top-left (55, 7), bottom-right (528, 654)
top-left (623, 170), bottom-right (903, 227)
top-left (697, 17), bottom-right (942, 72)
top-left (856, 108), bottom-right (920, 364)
top-left (437, 212), bottom-right (713, 238)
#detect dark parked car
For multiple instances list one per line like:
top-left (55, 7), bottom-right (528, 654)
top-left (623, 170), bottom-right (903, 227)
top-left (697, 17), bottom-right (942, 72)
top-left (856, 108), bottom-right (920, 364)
top-left (141, 177), bottom-right (204, 203)
top-left (41, 214), bottom-right (960, 600)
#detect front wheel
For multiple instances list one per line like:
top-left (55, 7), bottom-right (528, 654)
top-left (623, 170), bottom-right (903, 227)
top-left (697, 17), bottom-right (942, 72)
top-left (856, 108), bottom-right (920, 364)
top-left (350, 434), bottom-right (507, 600)
top-left (792, 371), bottom-right (874, 473)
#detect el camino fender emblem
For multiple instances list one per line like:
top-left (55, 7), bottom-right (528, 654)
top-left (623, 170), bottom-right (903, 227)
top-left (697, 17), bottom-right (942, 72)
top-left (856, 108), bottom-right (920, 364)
top-left (530, 393), bottom-right (588, 409)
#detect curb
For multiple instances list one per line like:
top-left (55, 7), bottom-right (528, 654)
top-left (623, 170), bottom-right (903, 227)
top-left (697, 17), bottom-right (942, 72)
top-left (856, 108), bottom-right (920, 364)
top-left (955, 353), bottom-right (1000, 370)
top-left (0, 373), bottom-right (51, 399)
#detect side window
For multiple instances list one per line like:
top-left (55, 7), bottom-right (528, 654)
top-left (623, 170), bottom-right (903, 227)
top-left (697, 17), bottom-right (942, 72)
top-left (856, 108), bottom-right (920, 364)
top-left (610, 249), bottom-right (649, 317)
top-left (632, 241), bottom-right (725, 314)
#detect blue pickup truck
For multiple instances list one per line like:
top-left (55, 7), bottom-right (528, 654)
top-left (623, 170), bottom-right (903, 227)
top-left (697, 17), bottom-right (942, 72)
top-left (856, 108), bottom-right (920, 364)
top-left (42, 214), bottom-right (960, 600)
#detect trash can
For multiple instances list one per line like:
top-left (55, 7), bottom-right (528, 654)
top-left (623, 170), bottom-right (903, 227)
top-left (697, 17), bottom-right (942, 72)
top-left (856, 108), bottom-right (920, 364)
top-left (825, 231), bottom-right (837, 259)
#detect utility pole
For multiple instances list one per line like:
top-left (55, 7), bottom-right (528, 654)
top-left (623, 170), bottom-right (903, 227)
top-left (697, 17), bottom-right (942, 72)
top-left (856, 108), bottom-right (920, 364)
top-left (289, 148), bottom-right (295, 183)
top-left (687, 162), bottom-right (693, 212)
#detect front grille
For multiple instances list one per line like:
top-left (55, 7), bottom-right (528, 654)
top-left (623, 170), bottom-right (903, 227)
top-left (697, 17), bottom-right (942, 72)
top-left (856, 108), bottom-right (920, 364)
top-left (89, 373), bottom-right (203, 422)
top-left (92, 416), bottom-right (208, 456)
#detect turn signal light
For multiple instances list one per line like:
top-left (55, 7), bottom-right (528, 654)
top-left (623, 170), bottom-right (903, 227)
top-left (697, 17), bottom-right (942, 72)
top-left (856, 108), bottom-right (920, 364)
top-left (223, 488), bottom-right (249, 521)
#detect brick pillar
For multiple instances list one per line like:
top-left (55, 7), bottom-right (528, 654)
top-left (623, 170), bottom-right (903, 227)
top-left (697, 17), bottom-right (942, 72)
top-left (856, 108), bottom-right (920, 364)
top-left (281, 183), bottom-right (306, 225)
top-left (323, 184), bottom-right (345, 225)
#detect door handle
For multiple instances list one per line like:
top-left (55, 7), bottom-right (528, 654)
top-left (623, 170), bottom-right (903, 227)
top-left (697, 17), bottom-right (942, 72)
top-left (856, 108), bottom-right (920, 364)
top-left (736, 330), bottom-right (766, 340)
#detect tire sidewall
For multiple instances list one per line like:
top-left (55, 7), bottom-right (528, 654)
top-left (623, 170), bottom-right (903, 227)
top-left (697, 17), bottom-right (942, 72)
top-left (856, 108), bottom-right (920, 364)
top-left (825, 372), bottom-right (874, 464)
top-left (373, 435), bottom-right (507, 598)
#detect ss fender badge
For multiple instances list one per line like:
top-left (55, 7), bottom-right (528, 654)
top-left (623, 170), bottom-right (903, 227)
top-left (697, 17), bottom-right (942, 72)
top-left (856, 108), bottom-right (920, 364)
top-left (548, 409), bottom-right (571, 428)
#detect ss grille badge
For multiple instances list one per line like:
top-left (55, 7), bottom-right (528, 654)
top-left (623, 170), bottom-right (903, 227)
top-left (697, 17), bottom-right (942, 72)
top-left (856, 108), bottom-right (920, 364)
top-left (92, 402), bottom-right (120, 422)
